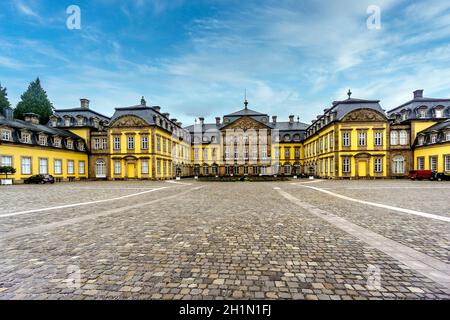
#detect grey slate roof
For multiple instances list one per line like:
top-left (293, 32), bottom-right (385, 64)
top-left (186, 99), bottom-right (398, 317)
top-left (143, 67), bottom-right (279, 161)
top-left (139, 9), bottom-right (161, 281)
top-left (415, 119), bottom-right (450, 146)
top-left (224, 107), bottom-right (268, 117)
top-left (53, 108), bottom-right (110, 122)
top-left (307, 97), bottom-right (385, 132)
top-left (418, 119), bottom-right (450, 134)
top-left (110, 106), bottom-right (157, 125)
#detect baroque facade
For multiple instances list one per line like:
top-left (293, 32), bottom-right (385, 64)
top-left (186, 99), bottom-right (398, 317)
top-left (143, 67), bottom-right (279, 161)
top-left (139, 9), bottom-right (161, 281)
top-left (1, 90), bottom-right (450, 183)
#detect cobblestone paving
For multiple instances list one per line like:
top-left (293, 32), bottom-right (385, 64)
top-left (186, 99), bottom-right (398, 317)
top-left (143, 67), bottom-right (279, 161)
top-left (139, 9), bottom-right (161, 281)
top-left (0, 180), bottom-right (449, 300)
top-left (284, 181), bottom-right (450, 263)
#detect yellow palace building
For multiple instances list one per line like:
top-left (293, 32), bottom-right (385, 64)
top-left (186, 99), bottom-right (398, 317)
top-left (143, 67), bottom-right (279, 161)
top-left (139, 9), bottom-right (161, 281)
top-left (1, 90), bottom-right (449, 183)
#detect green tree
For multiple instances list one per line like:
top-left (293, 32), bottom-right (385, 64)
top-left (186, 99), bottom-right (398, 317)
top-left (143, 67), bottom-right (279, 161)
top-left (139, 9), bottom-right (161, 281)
top-left (0, 82), bottom-right (11, 114)
top-left (14, 78), bottom-right (53, 124)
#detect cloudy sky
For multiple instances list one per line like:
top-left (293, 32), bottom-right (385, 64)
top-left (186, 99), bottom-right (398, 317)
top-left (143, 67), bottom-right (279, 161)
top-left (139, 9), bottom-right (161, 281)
top-left (1, 0), bottom-right (450, 125)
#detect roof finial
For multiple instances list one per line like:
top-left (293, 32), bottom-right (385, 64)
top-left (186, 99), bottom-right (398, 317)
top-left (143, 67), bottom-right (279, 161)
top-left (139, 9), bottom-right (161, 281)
top-left (244, 89), bottom-right (248, 109)
top-left (347, 89), bottom-right (352, 99)
top-left (141, 96), bottom-right (146, 106)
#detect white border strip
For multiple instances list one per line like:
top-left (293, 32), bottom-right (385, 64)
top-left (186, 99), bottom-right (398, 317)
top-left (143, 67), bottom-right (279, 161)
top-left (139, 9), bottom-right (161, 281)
top-left (297, 185), bottom-right (450, 223)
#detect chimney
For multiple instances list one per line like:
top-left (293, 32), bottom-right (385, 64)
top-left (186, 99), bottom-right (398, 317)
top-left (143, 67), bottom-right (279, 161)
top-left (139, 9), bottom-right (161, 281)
top-left (24, 113), bottom-right (40, 124)
top-left (216, 117), bottom-right (221, 125)
top-left (272, 116), bottom-right (277, 124)
top-left (177, 122), bottom-right (182, 127)
top-left (153, 106), bottom-right (161, 112)
top-left (2, 106), bottom-right (13, 120)
top-left (80, 98), bottom-right (90, 109)
top-left (163, 113), bottom-right (170, 118)
top-left (171, 118), bottom-right (177, 123)
top-left (414, 90), bottom-right (424, 99)
top-left (198, 117), bottom-right (204, 126)
top-left (289, 115), bottom-right (295, 124)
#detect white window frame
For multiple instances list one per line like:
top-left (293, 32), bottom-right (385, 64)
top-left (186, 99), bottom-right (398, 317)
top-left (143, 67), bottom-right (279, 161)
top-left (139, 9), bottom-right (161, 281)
top-left (1, 129), bottom-right (12, 141)
top-left (417, 157), bottom-right (425, 170)
top-left (390, 131), bottom-right (398, 146)
top-left (358, 132), bottom-right (367, 147)
top-left (1, 155), bottom-right (13, 167)
top-left (445, 155), bottom-right (450, 172)
top-left (39, 158), bottom-right (48, 174)
top-left (79, 161), bottom-right (85, 174)
top-left (430, 156), bottom-right (438, 171)
top-left (54, 159), bottom-right (62, 175)
top-left (141, 160), bottom-right (149, 174)
top-left (141, 136), bottom-right (149, 150)
top-left (21, 157), bottom-right (32, 175)
top-left (374, 158), bottom-right (383, 173)
top-left (374, 132), bottom-right (383, 146)
top-left (127, 136), bottom-right (135, 150)
top-left (399, 130), bottom-right (408, 145)
top-left (114, 161), bottom-right (121, 175)
top-left (67, 160), bottom-right (75, 175)
top-left (342, 158), bottom-right (351, 173)
top-left (342, 132), bottom-right (351, 147)
top-left (93, 138), bottom-right (100, 150)
top-left (114, 137), bottom-right (121, 150)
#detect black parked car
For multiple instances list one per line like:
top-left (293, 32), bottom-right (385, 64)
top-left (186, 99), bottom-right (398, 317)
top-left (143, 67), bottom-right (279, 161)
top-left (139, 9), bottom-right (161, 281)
top-left (24, 174), bottom-right (55, 184)
top-left (431, 172), bottom-right (450, 181)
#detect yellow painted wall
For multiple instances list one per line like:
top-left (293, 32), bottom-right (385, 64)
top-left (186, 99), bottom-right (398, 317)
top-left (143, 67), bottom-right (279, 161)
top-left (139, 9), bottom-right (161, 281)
top-left (0, 144), bottom-right (88, 182)
top-left (411, 121), bottom-right (437, 142)
top-left (414, 143), bottom-right (450, 172)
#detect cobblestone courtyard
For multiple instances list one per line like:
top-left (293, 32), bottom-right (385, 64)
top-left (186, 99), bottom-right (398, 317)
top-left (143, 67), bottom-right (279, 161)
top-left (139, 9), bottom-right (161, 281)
top-left (0, 179), bottom-right (449, 300)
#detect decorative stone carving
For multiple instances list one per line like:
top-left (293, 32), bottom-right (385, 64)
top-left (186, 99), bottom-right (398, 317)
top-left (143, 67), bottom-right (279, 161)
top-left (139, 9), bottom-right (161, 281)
top-left (222, 117), bottom-right (269, 131)
top-left (342, 109), bottom-right (386, 122)
top-left (111, 116), bottom-right (148, 128)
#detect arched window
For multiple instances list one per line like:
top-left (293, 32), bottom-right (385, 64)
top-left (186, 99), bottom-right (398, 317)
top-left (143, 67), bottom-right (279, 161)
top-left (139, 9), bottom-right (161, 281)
top-left (390, 131), bottom-right (399, 145)
top-left (202, 164), bottom-right (209, 176)
top-left (399, 130), bottom-right (408, 145)
top-left (284, 164), bottom-right (291, 175)
top-left (96, 159), bottom-right (106, 178)
top-left (393, 156), bottom-right (405, 174)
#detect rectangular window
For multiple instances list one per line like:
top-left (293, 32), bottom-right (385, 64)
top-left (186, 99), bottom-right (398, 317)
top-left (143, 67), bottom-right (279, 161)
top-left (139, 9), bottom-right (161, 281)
top-left (261, 146), bottom-right (267, 159)
top-left (127, 136), bottom-right (135, 149)
top-left (102, 138), bottom-right (107, 150)
top-left (445, 155), bottom-right (450, 172)
top-left (225, 147), bottom-right (231, 160)
top-left (1, 155), bottom-right (12, 167)
top-left (203, 148), bottom-right (208, 160)
top-left (342, 158), bottom-right (351, 173)
top-left (430, 156), bottom-right (438, 171)
top-left (157, 137), bottom-right (161, 152)
top-left (358, 132), bottom-right (367, 147)
top-left (225, 166), bottom-right (231, 175)
top-left (54, 160), bottom-right (62, 175)
top-left (295, 148), bottom-right (300, 158)
top-left (194, 148), bottom-right (199, 160)
top-left (39, 136), bottom-right (47, 146)
top-left (234, 147), bottom-right (239, 160)
top-left (114, 161), bottom-right (121, 175)
top-left (114, 137), bottom-right (121, 150)
top-left (374, 158), bottom-right (383, 173)
top-left (141, 136), bottom-right (149, 150)
top-left (431, 135), bottom-right (437, 144)
top-left (212, 148), bottom-right (217, 160)
top-left (67, 160), bottom-right (75, 175)
top-left (342, 132), bottom-right (351, 147)
top-left (141, 160), bottom-right (149, 174)
top-left (253, 165), bottom-right (258, 175)
top-left (93, 138), bottom-right (100, 150)
top-left (243, 165), bottom-right (249, 175)
top-left (67, 140), bottom-right (73, 149)
top-left (330, 134), bottom-right (334, 150)
top-left (79, 161), bottom-right (85, 174)
top-left (163, 161), bottom-right (167, 175)
top-left (1, 130), bottom-right (11, 141)
top-left (417, 157), bottom-right (425, 170)
top-left (274, 147), bottom-right (280, 158)
top-left (39, 158), bottom-right (48, 174)
top-left (21, 157), bottom-right (31, 175)
top-left (284, 148), bottom-right (290, 159)
top-left (399, 131), bottom-right (408, 145)
top-left (374, 132), bottom-right (383, 146)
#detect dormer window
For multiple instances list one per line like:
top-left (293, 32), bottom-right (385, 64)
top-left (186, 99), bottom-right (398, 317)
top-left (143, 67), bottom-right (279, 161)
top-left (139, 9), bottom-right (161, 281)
top-left (284, 134), bottom-right (291, 142)
top-left (418, 136), bottom-right (424, 146)
top-left (1, 129), bottom-right (11, 141)
top-left (64, 117), bottom-right (71, 126)
top-left (21, 132), bottom-right (31, 144)
top-left (446, 131), bottom-right (450, 141)
top-left (78, 141), bottom-right (85, 151)
top-left (50, 118), bottom-right (58, 127)
top-left (67, 139), bottom-right (74, 149)
top-left (39, 135), bottom-right (47, 146)
top-left (418, 108), bottom-right (427, 118)
top-left (401, 111), bottom-right (408, 121)
top-left (435, 108), bottom-right (444, 118)
top-left (54, 137), bottom-right (62, 148)
top-left (430, 134), bottom-right (437, 144)
top-left (77, 117), bottom-right (84, 126)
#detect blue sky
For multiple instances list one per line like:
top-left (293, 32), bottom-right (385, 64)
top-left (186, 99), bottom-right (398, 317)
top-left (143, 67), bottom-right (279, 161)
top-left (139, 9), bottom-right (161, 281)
top-left (1, 0), bottom-right (450, 126)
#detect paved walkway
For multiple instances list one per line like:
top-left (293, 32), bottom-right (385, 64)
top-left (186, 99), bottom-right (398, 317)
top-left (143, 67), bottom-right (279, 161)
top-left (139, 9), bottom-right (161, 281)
top-left (0, 180), bottom-right (449, 300)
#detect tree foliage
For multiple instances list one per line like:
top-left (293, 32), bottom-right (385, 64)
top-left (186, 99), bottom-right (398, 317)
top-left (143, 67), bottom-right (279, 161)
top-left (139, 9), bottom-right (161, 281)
top-left (14, 78), bottom-right (53, 124)
top-left (0, 82), bottom-right (11, 114)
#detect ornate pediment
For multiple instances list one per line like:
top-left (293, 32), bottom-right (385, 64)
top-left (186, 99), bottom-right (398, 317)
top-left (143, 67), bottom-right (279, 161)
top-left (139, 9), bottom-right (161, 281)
top-left (342, 109), bottom-right (387, 122)
top-left (221, 116), bottom-right (270, 132)
top-left (110, 116), bottom-right (148, 128)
